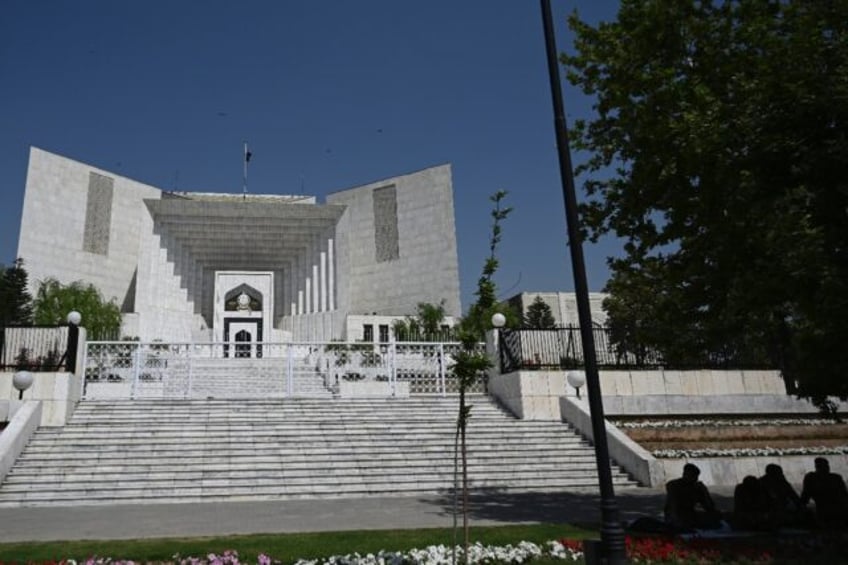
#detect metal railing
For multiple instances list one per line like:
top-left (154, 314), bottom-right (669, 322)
top-left (500, 326), bottom-right (666, 372)
top-left (0, 326), bottom-right (70, 371)
top-left (83, 340), bottom-right (487, 399)
top-left (499, 326), bottom-right (775, 372)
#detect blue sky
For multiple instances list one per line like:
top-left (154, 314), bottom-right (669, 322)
top-left (0, 1), bottom-right (621, 312)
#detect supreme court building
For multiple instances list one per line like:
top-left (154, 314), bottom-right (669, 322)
top-left (16, 147), bottom-right (461, 344)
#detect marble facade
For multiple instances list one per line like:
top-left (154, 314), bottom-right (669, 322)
top-left (17, 147), bottom-right (461, 343)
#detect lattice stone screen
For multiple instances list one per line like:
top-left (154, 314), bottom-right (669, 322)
top-left (373, 185), bottom-right (399, 262)
top-left (83, 172), bottom-right (114, 255)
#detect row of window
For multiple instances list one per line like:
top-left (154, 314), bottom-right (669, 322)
top-left (362, 324), bottom-right (390, 343)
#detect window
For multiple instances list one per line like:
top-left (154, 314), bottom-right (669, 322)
top-left (363, 324), bottom-right (374, 342)
top-left (379, 324), bottom-right (389, 343)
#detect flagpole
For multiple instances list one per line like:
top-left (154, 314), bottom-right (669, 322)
top-left (243, 142), bottom-right (249, 199)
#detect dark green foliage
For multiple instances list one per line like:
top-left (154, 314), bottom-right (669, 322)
top-left (12, 346), bottom-right (62, 371)
top-left (393, 301), bottom-right (454, 342)
top-left (566, 1), bottom-right (848, 404)
top-left (0, 258), bottom-right (33, 326)
top-left (523, 297), bottom-right (556, 329)
top-left (33, 278), bottom-right (122, 340)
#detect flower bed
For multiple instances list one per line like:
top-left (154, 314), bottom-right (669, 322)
top-left (46, 535), bottom-right (842, 564)
top-left (609, 416), bottom-right (848, 458)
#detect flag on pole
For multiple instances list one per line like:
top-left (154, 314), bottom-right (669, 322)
top-left (243, 142), bottom-right (250, 198)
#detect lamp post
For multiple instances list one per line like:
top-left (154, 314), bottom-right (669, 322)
top-left (12, 370), bottom-right (33, 400)
top-left (539, 1), bottom-right (626, 562)
top-left (491, 312), bottom-right (506, 329)
top-left (567, 370), bottom-right (586, 399)
top-left (66, 311), bottom-right (82, 374)
top-left (490, 312), bottom-right (506, 375)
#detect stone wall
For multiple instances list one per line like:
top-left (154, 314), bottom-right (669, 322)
top-left (18, 147), bottom-right (162, 312)
top-left (0, 372), bottom-right (81, 427)
top-left (327, 164), bottom-right (461, 318)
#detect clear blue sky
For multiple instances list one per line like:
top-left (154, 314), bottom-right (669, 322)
top-left (0, 1), bottom-right (621, 312)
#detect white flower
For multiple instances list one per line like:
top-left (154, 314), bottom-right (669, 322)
top-left (652, 445), bottom-right (848, 458)
top-left (613, 417), bottom-right (837, 429)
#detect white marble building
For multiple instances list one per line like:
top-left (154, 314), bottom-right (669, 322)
top-left (17, 147), bottom-right (461, 343)
top-left (507, 292), bottom-right (608, 327)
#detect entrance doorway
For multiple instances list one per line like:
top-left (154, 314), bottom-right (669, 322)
top-left (224, 319), bottom-right (263, 358)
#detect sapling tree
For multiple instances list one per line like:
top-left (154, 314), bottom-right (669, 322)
top-left (450, 190), bottom-right (512, 562)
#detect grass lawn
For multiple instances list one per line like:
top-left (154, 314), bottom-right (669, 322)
top-left (0, 524), bottom-right (593, 563)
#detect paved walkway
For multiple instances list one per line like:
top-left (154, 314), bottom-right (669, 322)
top-left (0, 487), bottom-right (736, 543)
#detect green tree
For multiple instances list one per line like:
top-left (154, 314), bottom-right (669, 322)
top-left (523, 296), bottom-right (556, 329)
top-left (450, 190), bottom-right (512, 561)
top-left (0, 258), bottom-right (33, 326)
top-left (565, 1), bottom-right (848, 405)
top-left (393, 301), bottom-right (451, 342)
top-left (33, 278), bottom-right (122, 340)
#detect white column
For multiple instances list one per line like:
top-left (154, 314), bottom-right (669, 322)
top-left (328, 237), bottom-right (335, 311)
top-left (320, 249), bottom-right (327, 312)
top-left (311, 239), bottom-right (319, 313)
top-left (305, 276), bottom-right (312, 314)
top-left (288, 260), bottom-right (297, 316)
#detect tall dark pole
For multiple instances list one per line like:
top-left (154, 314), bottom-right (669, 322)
top-left (539, 1), bottom-right (626, 563)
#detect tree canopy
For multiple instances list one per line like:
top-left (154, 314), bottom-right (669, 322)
top-left (523, 296), bottom-right (556, 329)
top-left (33, 278), bottom-right (122, 340)
top-left (0, 259), bottom-right (33, 326)
top-left (392, 301), bottom-right (452, 342)
top-left (565, 1), bottom-right (848, 407)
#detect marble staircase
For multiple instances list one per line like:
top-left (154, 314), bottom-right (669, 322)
top-left (0, 396), bottom-right (637, 507)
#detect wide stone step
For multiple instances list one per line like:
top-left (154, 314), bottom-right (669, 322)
top-left (8, 450), bottom-right (594, 477)
top-left (16, 445), bottom-right (591, 463)
top-left (69, 403), bottom-right (509, 413)
top-left (0, 395), bottom-right (640, 507)
top-left (12, 442), bottom-right (597, 459)
top-left (27, 427), bottom-right (580, 442)
top-left (20, 434), bottom-right (585, 448)
top-left (2, 462), bottom-right (615, 486)
top-left (0, 477), bottom-right (632, 508)
top-left (68, 410), bottom-right (509, 420)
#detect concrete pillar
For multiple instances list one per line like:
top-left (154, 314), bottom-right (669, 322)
top-left (311, 239), bottom-right (319, 314)
top-left (320, 247), bottom-right (327, 312)
top-left (305, 274), bottom-right (312, 314)
top-left (328, 237), bottom-right (335, 311)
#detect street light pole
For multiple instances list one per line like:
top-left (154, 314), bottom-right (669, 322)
top-left (538, 1), bottom-right (627, 563)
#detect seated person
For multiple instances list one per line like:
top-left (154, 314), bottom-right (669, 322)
top-left (733, 475), bottom-right (770, 530)
top-left (801, 457), bottom-right (848, 528)
top-left (759, 463), bottom-right (804, 527)
top-left (664, 463), bottom-right (722, 530)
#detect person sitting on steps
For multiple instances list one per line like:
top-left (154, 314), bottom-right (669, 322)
top-left (759, 463), bottom-right (804, 528)
top-left (801, 457), bottom-right (848, 529)
top-left (732, 475), bottom-right (770, 530)
top-left (664, 463), bottom-right (722, 530)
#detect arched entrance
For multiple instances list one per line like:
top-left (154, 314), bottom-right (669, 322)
top-left (214, 272), bottom-right (275, 358)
